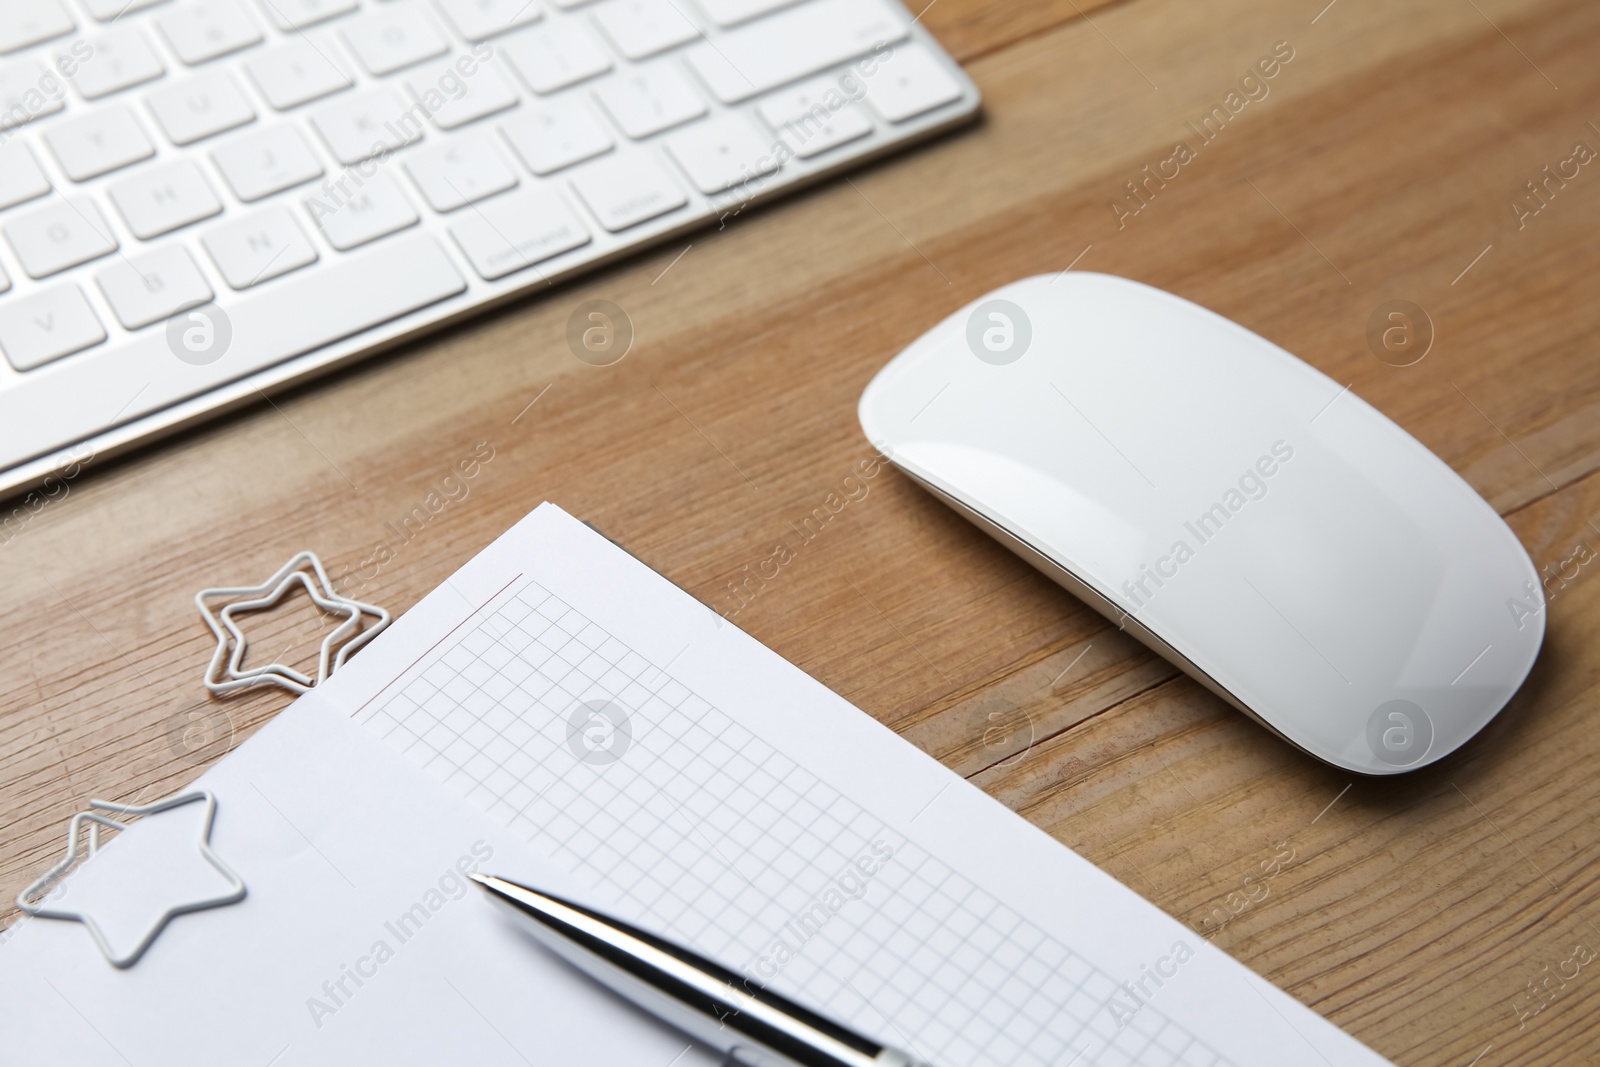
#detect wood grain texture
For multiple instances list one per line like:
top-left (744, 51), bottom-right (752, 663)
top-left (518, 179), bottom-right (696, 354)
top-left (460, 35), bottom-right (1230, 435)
top-left (3, 0), bottom-right (1598, 1063)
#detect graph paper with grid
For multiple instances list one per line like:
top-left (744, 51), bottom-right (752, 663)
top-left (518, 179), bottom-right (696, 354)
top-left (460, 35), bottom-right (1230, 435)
top-left (358, 578), bottom-right (1230, 1067)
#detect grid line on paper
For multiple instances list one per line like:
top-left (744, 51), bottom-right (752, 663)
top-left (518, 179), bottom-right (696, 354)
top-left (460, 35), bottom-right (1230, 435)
top-left (361, 580), bottom-right (1232, 1067)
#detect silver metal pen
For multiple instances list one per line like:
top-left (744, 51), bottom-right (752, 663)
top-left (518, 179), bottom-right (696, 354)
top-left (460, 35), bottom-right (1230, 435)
top-left (471, 873), bottom-right (933, 1067)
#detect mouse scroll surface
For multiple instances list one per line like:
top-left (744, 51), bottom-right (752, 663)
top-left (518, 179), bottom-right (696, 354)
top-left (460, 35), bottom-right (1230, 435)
top-left (860, 273), bottom-right (1544, 775)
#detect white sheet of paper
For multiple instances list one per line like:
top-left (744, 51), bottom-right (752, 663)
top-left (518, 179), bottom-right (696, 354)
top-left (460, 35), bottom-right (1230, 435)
top-left (0, 503), bottom-right (1392, 1066)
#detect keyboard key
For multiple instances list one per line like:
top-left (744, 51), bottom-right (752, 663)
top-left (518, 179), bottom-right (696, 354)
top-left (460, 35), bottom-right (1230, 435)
top-left (684, 0), bottom-right (907, 104)
top-left (0, 234), bottom-right (466, 472)
top-left (590, 0), bottom-right (699, 60)
top-left (756, 75), bottom-right (871, 158)
top-left (664, 114), bottom-right (777, 194)
top-left (305, 170), bottom-right (418, 250)
top-left (569, 151), bottom-right (687, 231)
top-left (498, 20), bottom-right (610, 94)
top-left (404, 132), bottom-right (517, 211)
top-left (861, 44), bottom-right (963, 123)
top-left (0, 60), bottom-right (67, 130)
top-left (593, 65), bottom-right (705, 139)
top-left (694, 0), bottom-right (797, 26)
top-left (0, 265), bottom-right (8, 294)
top-left (433, 0), bottom-right (542, 42)
top-left (341, 6), bottom-right (449, 76)
top-left (405, 58), bottom-right (517, 130)
top-left (84, 0), bottom-right (173, 19)
top-left (1, 0), bottom-right (75, 56)
top-left (0, 285), bottom-right (105, 371)
top-left (147, 71), bottom-right (256, 144)
top-left (448, 186), bottom-right (589, 280)
top-left (311, 88), bottom-right (424, 164)
top-left (44, 106), bottom-right (156, 180)
top-left (0, 143), bottom-right (52, 211)
top-left (65, 28), bottom-right (166, 100)
top-left (155, 0), bottom-right (263, 65)
top-left (109, 159), bottom-right (222, 238)
top-left (212, 123), bottom-right (324, 200)
top-left (203, 205), bottom-right (318, 288)
top-left (244, 37), bottom-right (353, 110)
top-left (257, 0), bottom-right (357, 31)
top-left (4, 198), bottom-right (118, 278)
top-left (96, 246), bottom-right (214, 329)
top-left (500, 99), bottom-right (611, 174)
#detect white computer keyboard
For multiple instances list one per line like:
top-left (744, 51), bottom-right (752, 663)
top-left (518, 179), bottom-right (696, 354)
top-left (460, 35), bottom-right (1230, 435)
top-left (0, 0), bottom-right (979, 497)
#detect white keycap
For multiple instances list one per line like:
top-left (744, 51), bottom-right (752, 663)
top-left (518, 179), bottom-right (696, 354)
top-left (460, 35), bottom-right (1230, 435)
top-left (341, 6), bottom-right (449, 76)
top-left (590, 0), bottom-right (699, 60)
top-left (0, 235), bottom-right (465, 472)
top-left (147, 71), bottom-right (256, 144)
top-left (155, 0), bottom-right (263, 65)
top-left (0, 264), bottom-right (8, 294)
top-left (861, 44), bottom-right (962, 123)
top-left (258, 0), bottom-right (358, 31)
top-left (404, 132), bottom-right (517, 211)
top-left (312, 88), bottom-right (425, 164)
top-left (244, 37), bottom-right (354, 110)
top-left (447, 186), bottom-right (589, 280)
top-left (664, 114), bottom-right (777, 194)
top-left (109, 159), bottom-right (223, 237)
top-left (498, 20), bottom-right (610, 94)
top-left (569, 151), bottom-right (686, 231)
top-left (305, 170), bottom-right (419, 250)
top-left (84, 0), bottom-right (172, 19)
top-left (693, 0), bottom-right (797, 27)
top-left (405, 58), bottom-right (517, 130)
top-left (500, 99), bottom-right (611, 174)
top-left (96, 245), bottom-right (214, 329)
top-left (0, 60), bottom-right (67, 130)
top-left (4, 198), bottom-right (119, 278)
top-left (684, 0), bottom-right (907, 104)
top-left (43, 106), bottom-right (156, 180)
top-left (756, 75), bottom-right (871, 159)
top-left (0, 285), bottom-right (106, 372)
top-left (66, 28), bottom-right (166, 100)
top-left (593, 65), bottom-right (705, 139)
top-left (433, 0), bottom-right (542, 42)
top-left (203, 206), bottom-right (318, 288)
top-left (211, 123), bottom-right (324, 200)
top-left (0, 143), bottom-right (52, 211)
top-left (1, 0), bottom-right (75, 56)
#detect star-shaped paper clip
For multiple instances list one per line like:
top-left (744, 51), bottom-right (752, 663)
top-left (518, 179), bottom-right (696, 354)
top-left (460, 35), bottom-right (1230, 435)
top-left (197, 551), bottom-right (390, 695)
top-left (15, 790), bottom-right (246, 968)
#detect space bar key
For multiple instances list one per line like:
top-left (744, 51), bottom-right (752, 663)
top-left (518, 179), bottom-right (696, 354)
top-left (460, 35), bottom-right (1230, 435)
top-left (0, 234), bottom-right (468, 472)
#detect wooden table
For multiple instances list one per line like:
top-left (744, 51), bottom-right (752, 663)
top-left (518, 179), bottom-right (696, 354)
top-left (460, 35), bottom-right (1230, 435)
top-left (3, 0), bottom-right (1597, 1062)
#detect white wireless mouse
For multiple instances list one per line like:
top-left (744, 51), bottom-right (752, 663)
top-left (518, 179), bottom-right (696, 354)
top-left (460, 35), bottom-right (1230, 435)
top-left (859, 273), bottom-right (1545, 775)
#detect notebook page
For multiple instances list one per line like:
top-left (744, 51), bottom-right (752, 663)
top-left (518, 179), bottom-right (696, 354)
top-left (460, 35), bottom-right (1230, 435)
top-left (0, 502), bottom-right (1391, 1066)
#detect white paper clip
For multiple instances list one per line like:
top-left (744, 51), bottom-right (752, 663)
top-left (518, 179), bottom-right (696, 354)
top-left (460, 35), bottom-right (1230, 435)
top-left (197, 550), bottom-right (391, 696)
top-left (15, 790), bottom-right (246, 968)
